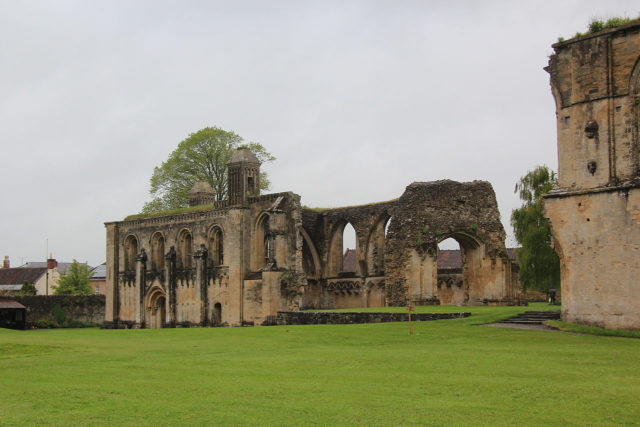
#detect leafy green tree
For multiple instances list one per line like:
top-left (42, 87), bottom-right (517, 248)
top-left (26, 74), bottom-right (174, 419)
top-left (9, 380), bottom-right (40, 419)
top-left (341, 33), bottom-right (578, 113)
top-left (511, 166), bottom-right (560, 292)
top-left (142, 127), bottom-right (275, 213)
top-left (20, 280), bottom-right (37, 296)
top-left (54, 260), bottom-right (94, 295)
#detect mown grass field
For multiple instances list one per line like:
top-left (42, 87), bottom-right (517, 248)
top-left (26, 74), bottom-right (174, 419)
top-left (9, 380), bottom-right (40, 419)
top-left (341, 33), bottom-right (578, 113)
top-left (1, 304), bottom-right (638, 426)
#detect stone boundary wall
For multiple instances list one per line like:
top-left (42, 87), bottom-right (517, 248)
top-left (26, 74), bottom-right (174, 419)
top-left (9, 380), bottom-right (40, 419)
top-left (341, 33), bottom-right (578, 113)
top-left (276, 311), bottom-right (471, 325)
top-left (4, 296), bottom-right (105, 326)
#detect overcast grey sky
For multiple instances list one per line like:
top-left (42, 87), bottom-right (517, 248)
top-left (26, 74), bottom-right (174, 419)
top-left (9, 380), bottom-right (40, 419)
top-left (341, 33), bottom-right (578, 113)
top-left (1, 1), bottom-right (638, 267)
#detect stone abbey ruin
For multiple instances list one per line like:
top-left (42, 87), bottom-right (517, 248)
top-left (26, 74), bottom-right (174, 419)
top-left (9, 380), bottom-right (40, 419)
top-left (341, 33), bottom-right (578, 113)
top-left (104, 149), bottom-right (518, 328)
top-left (105, 18), bottom-right (640, 330)
top-left (545, 19), bottom-right (640, 330)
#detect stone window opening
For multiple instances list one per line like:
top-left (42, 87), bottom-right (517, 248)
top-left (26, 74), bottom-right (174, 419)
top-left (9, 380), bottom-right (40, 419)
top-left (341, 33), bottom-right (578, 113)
top-left (253, 214), bottom-right (271, 271)
top-left (151, 232), bottom-right (165, 271)
top-left (342, 223), bottom-right (357, 273)
top-left (208, 227), bottom-right (224, 266)
top-left (177, 230), bottom-right (193, 270)
top-left (123, 235), bottom-right (138, 272)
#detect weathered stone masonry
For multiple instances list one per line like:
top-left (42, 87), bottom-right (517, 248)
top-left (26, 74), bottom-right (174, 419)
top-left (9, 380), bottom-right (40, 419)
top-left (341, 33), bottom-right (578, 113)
top-left (545, 19), bottom-right (640, 329)
top-left (301, 180), bottom-right (518, 310)
top-left (105, 151), bottom-right (519, 328)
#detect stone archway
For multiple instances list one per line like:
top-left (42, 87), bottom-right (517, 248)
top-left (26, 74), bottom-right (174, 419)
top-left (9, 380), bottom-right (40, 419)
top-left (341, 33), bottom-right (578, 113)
top-left (146, 287), bottom-right (167, 329)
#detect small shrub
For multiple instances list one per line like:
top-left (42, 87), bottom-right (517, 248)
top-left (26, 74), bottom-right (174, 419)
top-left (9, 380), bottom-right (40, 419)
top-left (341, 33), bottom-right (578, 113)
top-left (416, 237), bottom-right (424, 247)
top-left (36, 319), bottom-right (56, 329)
top-left (53, 305), bottom-right (67, 326)
top-left (557, 36), bottom-right (565, 43)
top-left (588, 19), bottom-right (604, 33)
top-left (470, 224), bottom-right (479, 231)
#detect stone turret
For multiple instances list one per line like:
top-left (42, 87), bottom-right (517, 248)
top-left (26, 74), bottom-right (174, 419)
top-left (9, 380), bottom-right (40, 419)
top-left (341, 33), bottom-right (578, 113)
top-left (227, 148), bottom-right (261, 205)
top-left (188, 181), bottom-right (215, 207)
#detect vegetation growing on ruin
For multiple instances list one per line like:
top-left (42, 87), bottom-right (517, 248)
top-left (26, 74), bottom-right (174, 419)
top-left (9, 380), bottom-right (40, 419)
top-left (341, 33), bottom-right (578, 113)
top-left (124, 204), bottom-right (214, 221)
top-left (559, 16), bottom-right (638, 42)
top-left (303, 199), bottom-right (398, 212)
top-left (1, 303), bottom-right (638, 425)
top-left (301, 206), bottom-right (327, 212)
top-left (141, 127), bottom-right (275, 213)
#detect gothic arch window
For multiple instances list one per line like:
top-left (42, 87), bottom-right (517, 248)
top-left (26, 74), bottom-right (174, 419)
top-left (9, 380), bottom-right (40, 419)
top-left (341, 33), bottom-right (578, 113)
top-left (151, 232), bottom-right (165, 271)
top-left (123, 235), bottom-right (138, 271)
top-left (208, 226), bottom-right (224, 266)
top-left (176, 229), bottom-right (193, 269)
top-left (252, 214), bottom-right (270, 271)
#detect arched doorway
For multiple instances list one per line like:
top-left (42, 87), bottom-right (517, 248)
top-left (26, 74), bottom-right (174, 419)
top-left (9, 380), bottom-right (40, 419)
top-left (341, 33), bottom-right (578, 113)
top-left (436, 232), bottom-right (481, 305)
top-left (213, 302), bottom-right (222, 326)
top-left (146, 288), bottom-right (167, 329)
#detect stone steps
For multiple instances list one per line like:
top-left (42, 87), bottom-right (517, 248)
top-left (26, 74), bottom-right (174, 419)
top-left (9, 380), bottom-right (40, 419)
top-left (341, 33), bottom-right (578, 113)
top-left (501, 310), bottom-right (561, 325)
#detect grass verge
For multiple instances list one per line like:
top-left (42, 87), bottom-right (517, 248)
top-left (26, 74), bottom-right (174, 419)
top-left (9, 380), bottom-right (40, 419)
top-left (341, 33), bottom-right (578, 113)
top-left (546, 320), bottom-right (640, 338)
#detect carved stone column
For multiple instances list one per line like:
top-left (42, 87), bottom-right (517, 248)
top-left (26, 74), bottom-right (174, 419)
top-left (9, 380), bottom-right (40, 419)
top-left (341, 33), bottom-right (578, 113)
top-left (194, 244), bottom-right (209, 326)
top-left (135, 248), bottom-right (147, 328)
top-left (165, 246), bottom-right (177, 328)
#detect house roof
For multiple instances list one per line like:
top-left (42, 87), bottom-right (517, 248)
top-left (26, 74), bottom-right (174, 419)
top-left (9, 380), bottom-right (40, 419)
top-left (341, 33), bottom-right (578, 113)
top-left (343, 249), bottom-right (356, 272)
top-left (437, 250), bottom-right (462, 269)
top-left (90, 263), bottom-right (106, 280)
top-left (0, 267), bottom-right (47, 286)
top-left (17, 262), bottom-right (92, 274)
top-left (0, 300), bottom-right (26, 309)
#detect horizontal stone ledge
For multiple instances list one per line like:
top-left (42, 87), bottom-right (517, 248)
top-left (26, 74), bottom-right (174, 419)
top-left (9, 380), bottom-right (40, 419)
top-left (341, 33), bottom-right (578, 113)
top-left (275, 311), bottom-right (471, 325)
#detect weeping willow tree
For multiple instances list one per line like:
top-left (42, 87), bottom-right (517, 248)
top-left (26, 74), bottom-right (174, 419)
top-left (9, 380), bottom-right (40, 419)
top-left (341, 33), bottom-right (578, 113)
top-left (510, 166), bottom-right (560, 292)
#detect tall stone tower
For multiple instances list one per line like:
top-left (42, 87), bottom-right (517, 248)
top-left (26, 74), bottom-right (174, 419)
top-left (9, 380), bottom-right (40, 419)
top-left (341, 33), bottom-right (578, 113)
top-left (544, 19), bottom-right (640, 329)
top-left (227, 148), bottom-right (261, 205)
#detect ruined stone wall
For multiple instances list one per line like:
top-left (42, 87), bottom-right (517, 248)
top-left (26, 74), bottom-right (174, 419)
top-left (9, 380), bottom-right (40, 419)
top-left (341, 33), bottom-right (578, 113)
top-left (384, 181), bottom-right (513, 306)
top-left (545, 20), bottom-right (640, 329)
top-left (10, 295), bottom-right (105, 326)
top-left (276, 310), bottom-right (471, 325)
top-left (300, 181), bottom-right (515, 308)
top-left (104, 191), bottom-right (303, 328)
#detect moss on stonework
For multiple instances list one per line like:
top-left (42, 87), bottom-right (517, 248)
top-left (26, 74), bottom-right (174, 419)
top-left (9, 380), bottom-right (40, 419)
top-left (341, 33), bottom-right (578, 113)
top-left (124, 205), bottom-right (213, 221)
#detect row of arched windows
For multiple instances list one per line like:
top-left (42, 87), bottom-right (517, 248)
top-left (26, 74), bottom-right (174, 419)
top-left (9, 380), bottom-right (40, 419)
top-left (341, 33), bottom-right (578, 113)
top-left (123, 227), bottom-right (224, 272)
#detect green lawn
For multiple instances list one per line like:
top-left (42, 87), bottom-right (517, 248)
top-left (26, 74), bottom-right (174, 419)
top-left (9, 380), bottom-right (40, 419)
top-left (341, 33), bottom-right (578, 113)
top-left (1, 304), bottom-right (638, 426)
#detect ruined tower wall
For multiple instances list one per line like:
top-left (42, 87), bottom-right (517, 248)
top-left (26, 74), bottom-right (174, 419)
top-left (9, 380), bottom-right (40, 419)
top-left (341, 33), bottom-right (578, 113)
top-left (545, 20), bottom-right (640, 329)
top-left (384, 181), bottom-right (513, 306)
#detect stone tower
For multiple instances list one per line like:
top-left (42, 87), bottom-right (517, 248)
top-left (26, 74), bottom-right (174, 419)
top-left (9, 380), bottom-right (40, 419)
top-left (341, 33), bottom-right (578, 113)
top-left (188, 181), bottom-right (215, 207)
top-left (544, 19), bottom-right (640, 329)
top-left (227, 148), bottom-right (261, 206)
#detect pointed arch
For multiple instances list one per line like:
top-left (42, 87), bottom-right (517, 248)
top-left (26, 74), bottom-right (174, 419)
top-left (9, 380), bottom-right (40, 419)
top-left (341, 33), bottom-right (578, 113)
top-left (123, 234), bottom-right (138, 271)
top-left (299, 227), bottom-right (322, 279)
top-left (176, 228), bottom-right (193, 269)
top-left (327, 219), bottom-right (360, 277)
top-left (208, 225), bottom-right (224, 266)
top-left (150, 232), bottom-right (165, 271)
top-left (252, 212), bottom-right (271, 271)
top-left (365, 213), bottom-right (391, 276)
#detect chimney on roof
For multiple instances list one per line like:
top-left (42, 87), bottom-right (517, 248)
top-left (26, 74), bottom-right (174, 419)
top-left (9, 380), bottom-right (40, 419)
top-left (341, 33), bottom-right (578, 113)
top-left (2, 256), bottom-right (8, 269)
top-left (47, 255), bottom-right (57, 270)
